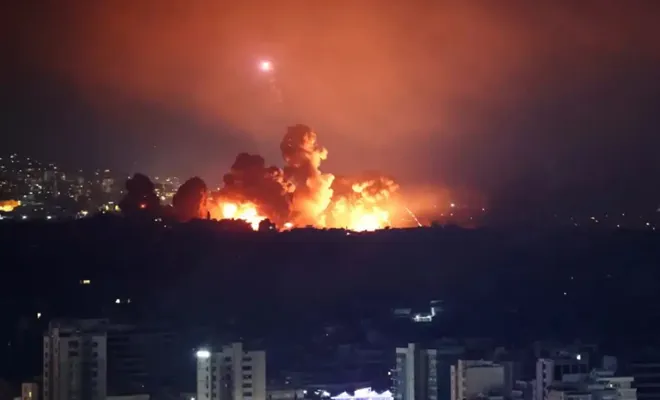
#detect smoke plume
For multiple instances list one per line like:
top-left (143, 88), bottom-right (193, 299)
top-left (213, 153), bottom-right (293, 225)
top-left (208, 125), bottom-right (403, 231)
top-left (119, 173), bottom-right (161, 216)
top-left (172, 177), bottom-right (209, 222)
top-left (280, 124), bottom-right (335, 227)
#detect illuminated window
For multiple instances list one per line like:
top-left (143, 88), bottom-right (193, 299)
top-left (81, 280), bottom-right (91, 285)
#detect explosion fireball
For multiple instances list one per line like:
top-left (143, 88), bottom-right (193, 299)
top-left (212, 201), bottom-right (266, 231)
top-left (208, 125), bottom-right (403, 232)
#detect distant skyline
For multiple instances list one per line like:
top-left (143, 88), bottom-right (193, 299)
top-left (3, 0), bottom-right (660, 210)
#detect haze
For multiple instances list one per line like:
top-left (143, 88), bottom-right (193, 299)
top-left (3, 0), bottom-right (660, 209)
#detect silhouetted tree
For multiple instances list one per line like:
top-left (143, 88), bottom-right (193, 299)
top-left (172, 177), bottom-right (209, 222)
top-left (258, 218), bottom-right (276, 232)
top-left (159, 204), bottom-right (178, 221)
top-left (119, 173), bottom-right (161, 217)
top-left (217, 218), bottom-right (253, 232)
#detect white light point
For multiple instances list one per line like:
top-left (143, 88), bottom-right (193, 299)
top-left (259, 60), bottom-right (273, 72)
top-left (196, 349), bottom-right (211, 359)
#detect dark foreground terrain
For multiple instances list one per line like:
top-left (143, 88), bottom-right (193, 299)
top-left (2, 216), bottom-right (659, 328)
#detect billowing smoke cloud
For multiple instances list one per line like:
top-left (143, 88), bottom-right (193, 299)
top-left (280, 124), bottom-right (334, 227)
top-left (119, 173), bottom-right (161, 216)
top-left (332, 173), bottom-right (400, 200)
top-left (208, 125), bottom-right (403, 231)
top-left (172, 177), bottom-right (209, 222)
top-left (214, 152), bottom-right (293, 225)
top-left (328, 174), bottom-right (400, 230)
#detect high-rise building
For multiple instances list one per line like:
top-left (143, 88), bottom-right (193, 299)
top-left (435, 343), bottom-right (465, 400)
top-left (450, 360), bottom-right (510, 400)
top-left (196, 342), bottom-right (266, 400)
top-left (628, 358), bottom-right (660, 400)
top-left (106, 324), bottom-right (188, 397)
top-left (393, 343), bottom-right (439, 400)
top-left (43, 319), bottom-right (108, 400)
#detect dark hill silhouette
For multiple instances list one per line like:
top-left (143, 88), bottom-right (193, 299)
top-left (0, 216), bottom-right (658, 335)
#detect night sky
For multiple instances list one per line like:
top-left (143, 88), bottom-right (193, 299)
top-left (2, 0), bottom-right (660, 210)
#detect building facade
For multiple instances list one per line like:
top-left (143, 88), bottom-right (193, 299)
top-left (512, 380), bottom-right (536, 400)
top-left (196, 343), bottom-right (266, 400)
top-left (393, 343), bottom-right (440, 400)
top-left (546, 369), bottom-right (636, 400)
top-left (43, 319), bottom-right (108, 400)
top-left (450, 360), bottom-right (509, 400)
top-left (629, 360), bottom-right (660, 400)
top-left (536, 355), bottom-right (590, 400)
top-left (106, 323), bottom-right (187, 396)
top-left (21, 383), bottom-right (38, 400)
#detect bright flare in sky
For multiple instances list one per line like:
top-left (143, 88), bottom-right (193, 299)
top-left (259, 60), bottom-right (273, 72)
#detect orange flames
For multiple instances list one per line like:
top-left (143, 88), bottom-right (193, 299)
top-left (326, 178), bottom-right (398, 231)
top-left (206, 125), bottom-right (403, 232)
top-left (337, 205), bottom-right (390, 232)
top-left (0, 200), bottom-right (20, 212)
top-left (210, 201), bottom-right (266, 230)
top-left (208, 191), bottom-right (395, 232)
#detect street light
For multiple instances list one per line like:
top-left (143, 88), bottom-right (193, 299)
top-left (196, 349), bottom-right (211, 359)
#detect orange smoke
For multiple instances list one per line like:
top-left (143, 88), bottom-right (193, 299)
top-left (281, 124), bottom-right (335, 227)
top-left (209, 125), bottom-right (401, 232)
top-left (0, 200), bottom-right (20, 212)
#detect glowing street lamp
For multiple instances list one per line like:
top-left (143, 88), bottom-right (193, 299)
top-left (196, 349), bottom-right (211, 359)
